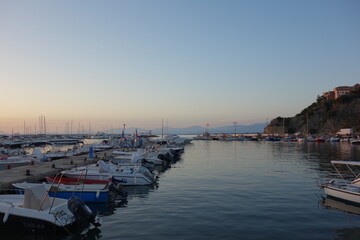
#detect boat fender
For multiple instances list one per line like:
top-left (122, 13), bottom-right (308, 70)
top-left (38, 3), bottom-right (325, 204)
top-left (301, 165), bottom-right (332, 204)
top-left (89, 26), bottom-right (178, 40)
top-left (3, 206), bottom-right (12, 223)
top-left (96, 190), bottom-right (100, 199)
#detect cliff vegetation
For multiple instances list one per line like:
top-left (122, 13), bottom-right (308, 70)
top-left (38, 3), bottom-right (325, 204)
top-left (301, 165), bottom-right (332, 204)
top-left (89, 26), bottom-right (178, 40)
top-left (264, 88), bottom-right (360, 136)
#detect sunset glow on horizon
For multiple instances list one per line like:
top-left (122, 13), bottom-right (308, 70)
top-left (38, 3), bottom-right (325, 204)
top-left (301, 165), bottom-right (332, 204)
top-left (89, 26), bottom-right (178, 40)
top-left (1, 1), bottom-right (359, 134)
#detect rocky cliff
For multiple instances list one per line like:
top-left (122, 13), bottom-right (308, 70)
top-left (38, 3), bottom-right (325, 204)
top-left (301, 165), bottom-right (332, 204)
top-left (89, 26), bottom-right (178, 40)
top-left (264, 89), bottom-right (360, 136)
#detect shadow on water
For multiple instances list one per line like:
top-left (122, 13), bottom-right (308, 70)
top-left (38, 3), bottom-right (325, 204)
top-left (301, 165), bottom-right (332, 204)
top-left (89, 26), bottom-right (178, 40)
top-left (84, 181), bottom-right (159, 219)
top-left (0, 226), bottom-right (102, 240)
top-left (319, 196), bottom-right (360, 240)
top-left (335, 228), bottom-right (360, 240)
top-left (87, 199), bottom-right (128, 216)
top-left (319, 196), bottom-right (360, 216)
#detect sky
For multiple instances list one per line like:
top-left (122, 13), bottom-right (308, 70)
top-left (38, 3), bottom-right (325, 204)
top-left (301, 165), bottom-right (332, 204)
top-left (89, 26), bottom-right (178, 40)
top-left (0, 0), bottom-right (359, 134)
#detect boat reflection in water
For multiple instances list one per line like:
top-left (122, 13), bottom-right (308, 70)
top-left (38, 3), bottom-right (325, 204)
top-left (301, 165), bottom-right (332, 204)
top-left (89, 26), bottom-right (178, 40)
top-left (123, 185), bottom-right (157, 198)
top-left (86, 184), bottom-right (156, 217)
top-left (87, 199), bottom-right (128, 217)
top-left (0, 225), bottom-right (102, 240)
top-left (320, 197), bottom-right (360, 240)
top-left (319, 196), bottom-right (360, 215)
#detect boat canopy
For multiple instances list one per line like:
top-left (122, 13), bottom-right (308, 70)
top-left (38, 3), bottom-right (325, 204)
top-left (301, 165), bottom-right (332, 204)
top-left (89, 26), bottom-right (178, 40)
top-left (331, 161), bottom-right (360, 166)
top-left (23, 184), bottom-right (51, 210)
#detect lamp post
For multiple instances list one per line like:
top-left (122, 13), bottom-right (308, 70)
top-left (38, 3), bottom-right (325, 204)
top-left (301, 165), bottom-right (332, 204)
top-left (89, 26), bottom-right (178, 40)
top-left (233, 121), bottom-right (237, 137)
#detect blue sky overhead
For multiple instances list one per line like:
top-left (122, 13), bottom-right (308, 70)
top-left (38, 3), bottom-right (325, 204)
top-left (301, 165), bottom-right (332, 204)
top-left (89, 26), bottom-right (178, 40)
top-left (0, 0), bottom-right (359, 133)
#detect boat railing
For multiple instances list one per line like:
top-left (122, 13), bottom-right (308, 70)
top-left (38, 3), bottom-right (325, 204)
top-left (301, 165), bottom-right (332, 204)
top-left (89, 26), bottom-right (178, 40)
top-left (45, 169), bottom-right (91, 212)
top-left (42, 171), bottom-right (65, 212)
top-left (331, 163), bottom-right (354, 189)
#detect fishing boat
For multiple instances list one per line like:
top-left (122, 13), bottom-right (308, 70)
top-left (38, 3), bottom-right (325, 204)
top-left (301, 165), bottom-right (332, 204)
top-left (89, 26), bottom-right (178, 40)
top-left (13, 182), bottom-right (110, 203)
top-left (320, 161), bottom-right (360, 204)
top-left (0, 184), bottom-right (100, 233)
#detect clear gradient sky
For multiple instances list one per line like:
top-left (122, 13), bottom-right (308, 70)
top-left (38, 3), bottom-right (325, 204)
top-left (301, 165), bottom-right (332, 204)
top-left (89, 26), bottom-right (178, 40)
top-left (0, 0), bottom-right (359, 134)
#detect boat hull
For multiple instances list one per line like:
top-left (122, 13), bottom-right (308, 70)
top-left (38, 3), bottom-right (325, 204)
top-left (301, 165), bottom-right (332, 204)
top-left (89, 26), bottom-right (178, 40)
top-left (324, 186), bottom-right (360, 204)
top-left (48, 191), bottom-right (108, 203)
top-left (0, 212), bottom-right (78, 234)
top-left (63, 172), bottom-right (155, 186)
top-left (45, 176), bottom-right (110, 185)
top-left (13, 183), bottom-right (109, 203)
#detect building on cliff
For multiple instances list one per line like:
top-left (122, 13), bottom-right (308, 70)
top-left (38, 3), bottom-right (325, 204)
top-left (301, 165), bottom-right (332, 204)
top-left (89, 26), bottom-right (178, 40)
top-left (323, 83), bottom-right (360, 100)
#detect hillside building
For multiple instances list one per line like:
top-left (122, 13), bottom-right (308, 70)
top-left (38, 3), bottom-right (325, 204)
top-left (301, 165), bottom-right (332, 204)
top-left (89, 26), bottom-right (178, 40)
top-left (322, 83), bottom-right (360, 100)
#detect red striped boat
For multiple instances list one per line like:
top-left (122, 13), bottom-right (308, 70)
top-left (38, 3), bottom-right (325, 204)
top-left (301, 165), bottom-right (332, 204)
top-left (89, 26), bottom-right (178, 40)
top-left (45, 176), bottom-right (110, 185)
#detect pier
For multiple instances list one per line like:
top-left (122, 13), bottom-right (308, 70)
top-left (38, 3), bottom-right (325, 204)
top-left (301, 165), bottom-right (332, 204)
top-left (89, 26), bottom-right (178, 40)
top-left (0, 148), bottom-right (117, 191)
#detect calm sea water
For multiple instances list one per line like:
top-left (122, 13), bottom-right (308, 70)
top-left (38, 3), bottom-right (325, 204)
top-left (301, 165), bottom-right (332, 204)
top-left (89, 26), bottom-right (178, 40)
top-left (7, 140), bottom-right (360, 239)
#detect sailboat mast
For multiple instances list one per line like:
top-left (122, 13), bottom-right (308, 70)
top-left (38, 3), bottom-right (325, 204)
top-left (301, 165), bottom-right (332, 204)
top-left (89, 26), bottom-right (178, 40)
top-left (162, 119), bottom-right (164, 139)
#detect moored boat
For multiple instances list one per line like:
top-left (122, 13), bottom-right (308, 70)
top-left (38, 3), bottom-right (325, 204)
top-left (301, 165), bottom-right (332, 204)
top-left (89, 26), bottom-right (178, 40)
top-left (13, 182), bottom-right (110, 203)
top-left (0, 184), bottom-right (100, 233)
top-left (62, 160), bottom-right (157, 186)
top-left (320, 161), bottom-right (360, 204)
top-left (45, 176), bottom-right (110, 185)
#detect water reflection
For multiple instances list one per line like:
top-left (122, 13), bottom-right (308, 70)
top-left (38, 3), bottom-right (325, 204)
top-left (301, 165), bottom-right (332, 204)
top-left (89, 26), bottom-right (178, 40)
top-left (87, 199), bottom-right (128, 216)
top-left (123, 185), bottom-right (157, 198)
top-left (335, 227), bottom-right (360, 240)
top-left (63, 227), bottom-right (102, 240)
top-left (319, 196), bottom-right (360, 216)
top-left (266, 142), bottom-right (360, 179)
top-left (319, 197), bottom-right (360, 240)
top-left (0, 226), bottom-right (102, 240)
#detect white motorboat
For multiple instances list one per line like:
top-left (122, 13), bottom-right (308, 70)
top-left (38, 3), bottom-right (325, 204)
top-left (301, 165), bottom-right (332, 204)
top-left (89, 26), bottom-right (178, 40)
top-left (329, 137), bottom-right (340, 142)
top-left (112, 150), bottom-right (162, 167)
top-left (13, 182), bottom-right (110, 203)
top-left (62, 160), bottom-right (157, 186)
top-left (0, 184), bottom-right (100, 233)
top-left (320, 160), bottom-right (360, 204)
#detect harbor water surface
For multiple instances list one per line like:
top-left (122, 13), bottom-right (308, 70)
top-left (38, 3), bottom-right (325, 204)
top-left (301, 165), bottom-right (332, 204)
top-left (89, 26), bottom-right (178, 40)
top-left (7, 140), bottom-right (360, 239)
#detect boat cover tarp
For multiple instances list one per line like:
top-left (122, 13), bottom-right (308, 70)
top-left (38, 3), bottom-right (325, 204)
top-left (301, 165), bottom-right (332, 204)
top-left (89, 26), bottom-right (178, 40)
top-left (23, 184), bottom-right (51, 210)
top-left (331, 161), bottom-right (360, 166)
top-left (99, 160), bottom-right (110, 173)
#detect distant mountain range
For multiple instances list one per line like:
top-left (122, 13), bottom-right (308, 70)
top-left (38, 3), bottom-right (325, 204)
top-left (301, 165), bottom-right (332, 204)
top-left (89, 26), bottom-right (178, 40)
top-left (108, 123), bottom-right (267, 135)
top-left (0, 123), bottom-right (267, 135)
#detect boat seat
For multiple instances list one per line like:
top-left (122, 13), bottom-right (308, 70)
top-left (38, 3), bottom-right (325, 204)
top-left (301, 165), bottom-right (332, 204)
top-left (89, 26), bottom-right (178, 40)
top-left (23, 184), bottom-right (51, 210)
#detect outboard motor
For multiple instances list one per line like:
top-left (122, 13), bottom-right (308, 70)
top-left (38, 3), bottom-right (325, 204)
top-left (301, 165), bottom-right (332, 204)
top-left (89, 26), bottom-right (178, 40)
top-left (106, 182), bottom-right (128, 198)
top-left (170, 149), bottom-right (180, 158)
top-left (158, 154), bottom-right (171, 163)
top-left (68, 196), bottom-right (101, 227)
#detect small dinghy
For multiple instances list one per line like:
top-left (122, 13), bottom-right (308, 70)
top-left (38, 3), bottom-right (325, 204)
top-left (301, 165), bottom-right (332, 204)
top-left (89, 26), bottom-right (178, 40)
top-left (0, 184), bottom-right (101, 233)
